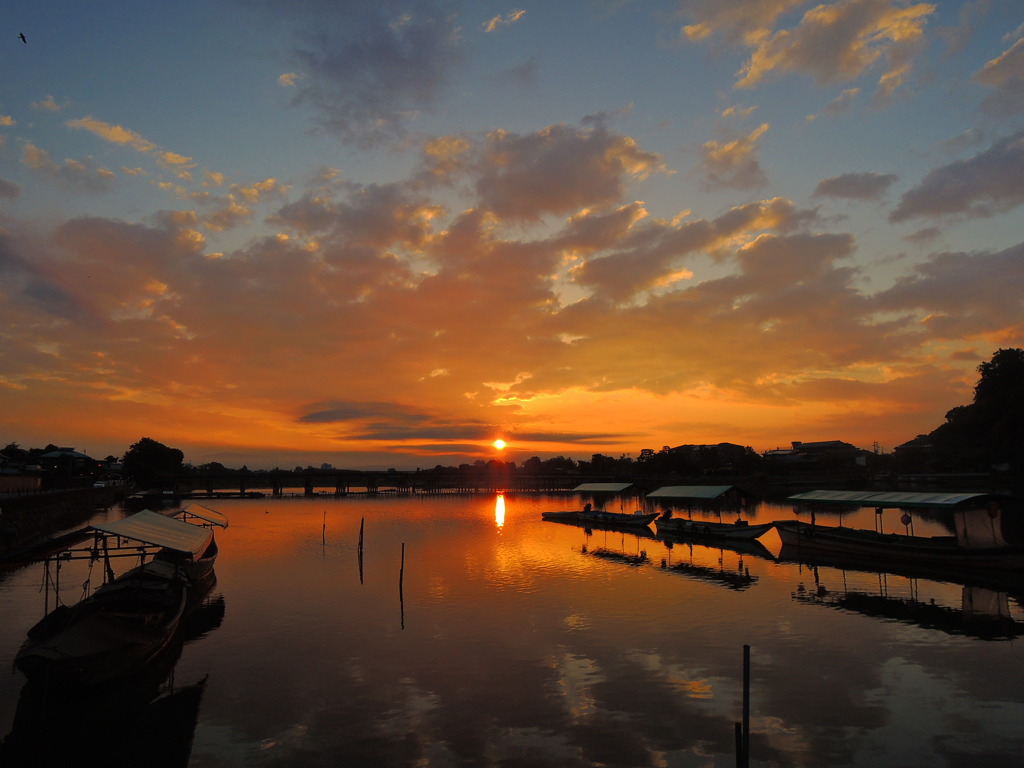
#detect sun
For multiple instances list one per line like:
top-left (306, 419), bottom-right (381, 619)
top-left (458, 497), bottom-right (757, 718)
top-left (492, 439), bottom-right (506, 450)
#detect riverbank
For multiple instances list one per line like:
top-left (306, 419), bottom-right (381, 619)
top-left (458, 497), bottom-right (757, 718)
top-left (0, 488), bottom-right (124, 556)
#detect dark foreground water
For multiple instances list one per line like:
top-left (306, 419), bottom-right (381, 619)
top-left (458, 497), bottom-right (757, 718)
top-left (2, 493), bottom-right (1023, 767)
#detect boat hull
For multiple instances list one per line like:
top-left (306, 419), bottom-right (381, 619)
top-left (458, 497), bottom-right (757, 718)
top-left (542, 510), bottom-right (659, 528)
top-left (656, 518), bottom-right (774, 541)
top-left (769, 520), bottom-right (1024, 571)
top-left (15, 566), bottom-right (189, 686)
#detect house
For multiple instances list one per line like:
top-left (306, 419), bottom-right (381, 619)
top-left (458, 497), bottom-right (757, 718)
top-left (763, 440), bottom-right (872, 470)
top-left (39, 448), bottom-right (101, 488)
top-left (0, 452), bottom-right (43, 493)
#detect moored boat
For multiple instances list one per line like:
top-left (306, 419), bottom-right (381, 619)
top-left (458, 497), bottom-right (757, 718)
top-left (14, 562), bottom-right (188, 686)
top-left (764, 519), bottom-right (1024, 571)
top-left (656, 516), bottom-right (774, 541)
top-left (91, 509), bottom-right (220, 587)
top-left (542, 509), bottom-right (659, 527)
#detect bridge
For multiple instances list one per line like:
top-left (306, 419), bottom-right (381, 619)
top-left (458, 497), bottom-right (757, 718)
top-left (170, 470), bottom-right (617, 497)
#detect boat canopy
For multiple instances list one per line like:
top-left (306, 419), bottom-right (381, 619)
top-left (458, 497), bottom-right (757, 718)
top-left (647, 485), bottom-right (736, 500)
top-left (572, 483), bottom-right (634, 493)
top-left (788, 490), bottom-right (1006, 508)
top-left (91, 510), bottom-right (213, 560)
top-left (177, 503), bottom-right (229, 528)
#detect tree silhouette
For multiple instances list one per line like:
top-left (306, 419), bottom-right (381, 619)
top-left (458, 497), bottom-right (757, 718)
top-left (930, 348), bottom-right (1024, 471)
top-left (122, 437), bottom-right (185, 488)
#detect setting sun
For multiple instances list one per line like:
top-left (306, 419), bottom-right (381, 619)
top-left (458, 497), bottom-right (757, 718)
top-left (493, 439), bottom-right (506, 450)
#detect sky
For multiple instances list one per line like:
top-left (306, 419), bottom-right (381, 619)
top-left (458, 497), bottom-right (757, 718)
top-left (1, 1), bottom-right (1022, 470)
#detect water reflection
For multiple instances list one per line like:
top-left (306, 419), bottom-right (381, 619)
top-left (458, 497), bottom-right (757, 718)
top-left (495, 493), bottom-right (505, 530)
top-left (3, 496), bottom-right (1024, 767)
top-left (1, 578), bottom-right (224, 767)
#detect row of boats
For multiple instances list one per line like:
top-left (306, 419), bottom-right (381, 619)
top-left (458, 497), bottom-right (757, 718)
top-left (11, 504), bottom-right (228, 688)
top-left (541, 495), bottom-right (1024, 577)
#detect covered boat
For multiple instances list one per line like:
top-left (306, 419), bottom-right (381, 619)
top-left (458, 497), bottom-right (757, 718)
top-left (763, 519), bottom-right (1024, 571)
top-left (91, 509), bottom-right (219, 586)
top-left (14, 559), bottom-right (188, 686)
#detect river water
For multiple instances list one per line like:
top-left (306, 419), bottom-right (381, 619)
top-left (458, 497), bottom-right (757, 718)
top-left (1, 492), bottom-right (1023, 767)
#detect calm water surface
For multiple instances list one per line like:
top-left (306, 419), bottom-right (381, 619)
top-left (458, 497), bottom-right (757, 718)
top-left (2, 493), bottom-right (1024, 767)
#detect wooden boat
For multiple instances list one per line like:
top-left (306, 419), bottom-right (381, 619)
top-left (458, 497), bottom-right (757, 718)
top-left (14, 560), bottom-right (189, 686)
top-left (656, 516), bottom-right (774, 541)
top-left (91, 509), bottom-right (220, 587)
top-left (542, 509), bottom-right (659, 528)
top-left (764, 519), bottom-right (1024, 571)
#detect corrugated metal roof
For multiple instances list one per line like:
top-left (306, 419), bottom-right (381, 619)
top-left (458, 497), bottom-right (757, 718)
top-left (787, 490), bottom-right (1002, 508)
top-left (572, 483), bottom-right (634, 493)
top-left (92, 510), bottom-right (213, 559)
top-left (647, 485), bottom-right (736, 499)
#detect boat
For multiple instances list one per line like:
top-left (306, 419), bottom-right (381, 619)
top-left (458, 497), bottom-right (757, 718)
top-left (763, 519), bottom-right (1024, 571)
top-left (542, 509), bottom-right (659, 528)
top-left (14, 559), bottom-right (189, 686)
top-left (655, 515), bottom-right (774, 541)
top-left (91, 509), bottom-right (220, 587)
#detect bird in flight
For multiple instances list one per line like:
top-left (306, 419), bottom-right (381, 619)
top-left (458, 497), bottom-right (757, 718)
top-left (19, 33), bottom-right (27, 43)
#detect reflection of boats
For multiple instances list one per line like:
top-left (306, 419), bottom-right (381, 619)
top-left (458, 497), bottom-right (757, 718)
top-left (764, 519), bottom-right (1024, 571)
top-left (1, 656), bottom-right (208, 767)
top-left (793, 583), bottom-right (1023, 641)
top-left (14, 559), bottom-right (189, 685)
top-left (656, 515), bottom-right (774, 541)
top-left (660, 545), bottom-right (759, 590)
top-left (583, 545), bottom-right (649, 566)
top-left (542, 509), bottom-right (658, 528)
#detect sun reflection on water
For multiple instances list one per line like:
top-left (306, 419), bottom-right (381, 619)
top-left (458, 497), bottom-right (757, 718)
top-left (495, 493), bottom-right (506, 530)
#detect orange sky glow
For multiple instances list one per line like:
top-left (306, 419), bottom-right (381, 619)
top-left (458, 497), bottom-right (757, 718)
top-left (2, 2), bottom-right (1022, 469)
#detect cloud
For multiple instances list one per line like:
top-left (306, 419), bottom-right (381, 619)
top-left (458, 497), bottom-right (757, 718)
top-left (474, 123), bottom-right (665, 221)
top-left (0, 115), bottom-right (15, 127)
top-left (32, 95), bottom-right (65, 112)
top-left (0, 177), bottom-right (20, 199)
top-left (813, 171), bottom-right (898, 199)
top-left (890, 129), bottom-right (1024, 221)
top-left (67, 117), bottom-right (158, 153)
top-left (262, 0), bottom-right (464, 146)
top-left (21, 144), bottom-right (116, 193)
top-left (484, 10), bottom-right (525, 33)
top-left (699, 122), bottom-right (769, 190)
top-left (278, 72), bottom-right (299, 87)
top-left (818, 87), bottom-right (861, 119)
top-left (2, 95), bottom-right (1016, 464)
top-left (683, 0), bottom-right (935, 97)
top-left (679, 0), bottom-right (808, 45)
top-left (974, 37), bottom-right (1024, 117)
top-left (874, 243), bottom-right (1024, 340)
top-left (569, 197), bottom-right (820, 301)
top-left (737, 0), bottom-right (934, 90)
top-left (299, 400), bottom-right (432, 423)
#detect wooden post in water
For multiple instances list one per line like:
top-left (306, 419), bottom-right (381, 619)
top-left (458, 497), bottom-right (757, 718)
top-left (742, 644), bottom-right (751, 767)
top-left (358, 517), bottom-right (364, 585)
top-left (322, 510), bottom-right (327, 546)
top-left (399, 543), bottom-right (406, 629)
